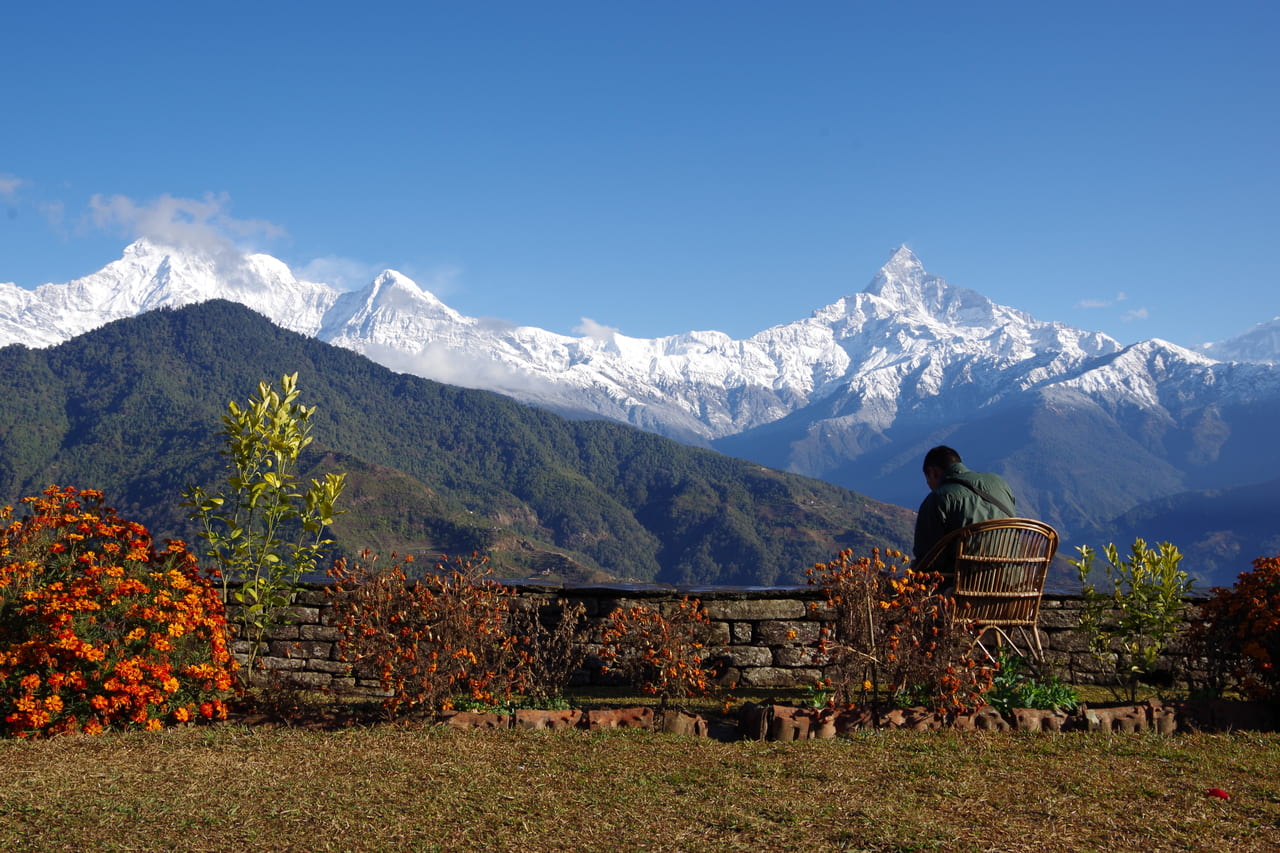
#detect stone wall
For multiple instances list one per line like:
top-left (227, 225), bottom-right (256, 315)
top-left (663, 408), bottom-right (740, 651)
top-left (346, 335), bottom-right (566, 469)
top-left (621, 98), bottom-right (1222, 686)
top-left (234, 582), bottom-right (1207, 693)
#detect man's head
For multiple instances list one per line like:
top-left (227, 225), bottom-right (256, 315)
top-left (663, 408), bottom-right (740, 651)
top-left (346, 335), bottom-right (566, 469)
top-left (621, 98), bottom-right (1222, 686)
top-left (922, 445), bottom-right (962, 491)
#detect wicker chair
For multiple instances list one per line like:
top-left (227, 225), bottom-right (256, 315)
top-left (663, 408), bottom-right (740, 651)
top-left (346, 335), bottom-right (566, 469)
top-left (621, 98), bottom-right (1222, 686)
top-left (913, 518), bottom-right (1059, 662)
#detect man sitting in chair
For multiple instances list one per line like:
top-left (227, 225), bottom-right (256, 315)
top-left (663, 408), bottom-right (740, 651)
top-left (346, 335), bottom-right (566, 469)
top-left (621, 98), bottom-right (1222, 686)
top-left (913, 445), bottom-right (1017, 588)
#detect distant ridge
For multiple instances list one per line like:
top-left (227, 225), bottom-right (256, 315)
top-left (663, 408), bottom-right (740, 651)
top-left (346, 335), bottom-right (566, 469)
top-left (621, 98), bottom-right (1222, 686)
top-left (3, 242), bottom-right (1280, 588)
top-left (0, 299), bottom-right (915, 587)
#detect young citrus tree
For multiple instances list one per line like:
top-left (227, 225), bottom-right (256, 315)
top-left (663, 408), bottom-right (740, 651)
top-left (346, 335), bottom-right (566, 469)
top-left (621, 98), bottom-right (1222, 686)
top-left (1070, 539), bottom-right (1192, 701)
top-left (183, 373), bottom-right (345, 678)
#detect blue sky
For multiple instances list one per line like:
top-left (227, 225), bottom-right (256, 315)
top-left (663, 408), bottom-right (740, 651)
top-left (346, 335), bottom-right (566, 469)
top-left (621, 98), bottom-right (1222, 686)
top-left (3, 1), bottom-right (1277, 347)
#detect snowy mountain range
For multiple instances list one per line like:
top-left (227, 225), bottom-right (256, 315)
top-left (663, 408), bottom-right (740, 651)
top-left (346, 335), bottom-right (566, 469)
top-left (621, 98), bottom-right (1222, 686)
top-left (4, 240), bottom-right (1279, 585)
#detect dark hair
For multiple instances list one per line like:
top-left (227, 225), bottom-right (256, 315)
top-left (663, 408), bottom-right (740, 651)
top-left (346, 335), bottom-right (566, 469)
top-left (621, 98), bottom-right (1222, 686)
top-left (922, 445), bottom-right (962, 471)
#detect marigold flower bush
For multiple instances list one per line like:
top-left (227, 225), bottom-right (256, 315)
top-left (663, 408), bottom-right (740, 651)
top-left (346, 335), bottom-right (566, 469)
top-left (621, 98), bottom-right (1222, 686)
top-left (1193, 554), bottom-right (1280, 702)
top-left (597, 598), bottom-right (723, 710)
top-left (0, 487), bottom-right (234, 737)
top-left (328, 552), bottom-right (540, 718)
top-left (807, 548), bottom-right (992, 716)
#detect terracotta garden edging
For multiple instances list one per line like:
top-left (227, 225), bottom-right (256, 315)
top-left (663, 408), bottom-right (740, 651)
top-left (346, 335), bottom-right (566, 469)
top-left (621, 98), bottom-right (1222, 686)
top-left (737, 698), bottom-right (1278, 739)
top-left (435, 699), bottom-right (1277, 740)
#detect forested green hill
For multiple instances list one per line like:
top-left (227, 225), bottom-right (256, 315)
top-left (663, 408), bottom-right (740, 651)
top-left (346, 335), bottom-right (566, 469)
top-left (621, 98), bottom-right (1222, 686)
top-left (0, 301), bottom-right (914, 585)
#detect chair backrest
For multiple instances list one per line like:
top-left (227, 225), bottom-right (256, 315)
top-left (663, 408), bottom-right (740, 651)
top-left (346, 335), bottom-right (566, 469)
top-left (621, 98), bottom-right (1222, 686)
top-left (915, 518), bottom-right (1059, 628)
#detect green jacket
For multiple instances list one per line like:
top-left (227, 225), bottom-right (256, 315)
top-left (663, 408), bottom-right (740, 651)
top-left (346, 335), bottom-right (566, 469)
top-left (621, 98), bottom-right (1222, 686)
top-left (913, 462), bottom-right (1017, 568)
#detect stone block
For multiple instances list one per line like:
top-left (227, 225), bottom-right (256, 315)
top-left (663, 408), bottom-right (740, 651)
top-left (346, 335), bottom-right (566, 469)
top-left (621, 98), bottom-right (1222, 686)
top-left (293, 589), bottom-right (330, 606)
top-left (299, 624), bottom-right (343, 642)
top-left (268, 640), bottom-right (333, 661)
top-left (730, 622), bottom-right (753, 644)
top-left (258, 656), bottom-right (305, 672)
top-left (756, 620), bottom-right (820, 646)
top-left (1049, 630), bottom-right (1093, 652)
top-left (1037, 609), bottom-right (1079, 630)
top-left (724, 646), bottom-right (773, 668)
top-left (715, 666), bottom-right (742, 687)
top-left (740, 666), bottom-right (822, 688)
top-left (272, 670), bottom-right (331, 690)
top-left (705, 621), bottom-right (732, 647)
top-left (773, 645), bottom-right (823, 667)
top-left (306, 658), bottom-right (353, 675)
top-left (701, 599), bottom-right (807, 622)
top-left (278, 606), bottom-right (321, 625)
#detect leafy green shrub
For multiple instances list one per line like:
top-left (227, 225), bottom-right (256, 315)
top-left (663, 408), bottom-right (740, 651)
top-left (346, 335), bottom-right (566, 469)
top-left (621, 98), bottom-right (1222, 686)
top-left (1193, 554), bottom-right (1280, 702)
top-left (183, 373), bottom-right (346, 678)
top-left (0, 487), bottom-right (234, 736)
top-left (984, 651), bottom-right (1078, 715)
top-left (807, 548), bottom-right (993, 716)
top-left (1070, 539), bottom-right (1192, 701)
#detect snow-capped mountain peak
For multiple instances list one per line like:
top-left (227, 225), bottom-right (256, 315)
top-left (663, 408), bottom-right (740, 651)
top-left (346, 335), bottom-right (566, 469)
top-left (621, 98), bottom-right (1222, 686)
top-left (860, 245), bottom-right (947, 308)
top-left (2, 239), bottom-right (1278, 452)
top-left (5, 239), bottom-right (1280, 591)
top-left (1197, 316), bottom-right (1280, 364)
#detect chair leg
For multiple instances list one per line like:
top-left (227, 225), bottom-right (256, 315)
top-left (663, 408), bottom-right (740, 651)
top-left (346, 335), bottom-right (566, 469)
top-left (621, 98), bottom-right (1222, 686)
top-left (971, 626), bottom-right (1017, 665)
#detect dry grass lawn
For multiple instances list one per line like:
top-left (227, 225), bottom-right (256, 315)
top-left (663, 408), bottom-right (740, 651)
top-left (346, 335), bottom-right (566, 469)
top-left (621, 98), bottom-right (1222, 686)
top-left (1, 724), bottom-right (1277, 852)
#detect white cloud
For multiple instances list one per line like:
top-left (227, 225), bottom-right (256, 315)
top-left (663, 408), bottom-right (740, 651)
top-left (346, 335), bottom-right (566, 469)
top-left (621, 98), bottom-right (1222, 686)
top-left (298, 255), bottom-right (386, 291)
top-left (299, 258), bottom-right (464, 295)
top-left (85, 192), bottom-right (286, 257)
top-left (363, 341), bottom-right (561, 398)
top-left (83, 192), bottom-right (289, 291)
top-left (0, 174), bottom-right (22, 199)
top-left (1122, 307), bottom-right (1150, 322)
top-left (474, 315), bottom-right (517, 332)
top-left (1075, 291), bottom-right (1128, 310)
top-left (410, 264), bottom-right (463, 299)
top-left (39, 200), bottom-right (65, 232)
top-left (575, 317), bottom-right (621, 341)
